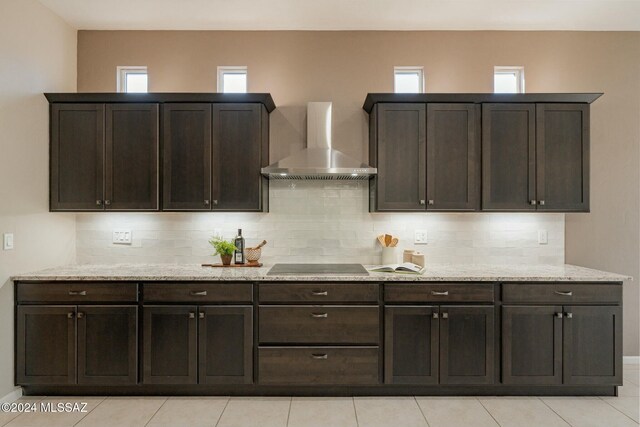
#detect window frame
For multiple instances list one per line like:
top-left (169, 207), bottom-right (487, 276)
top-left (116, 66), bottom-right (148, 93)
top-left (494, 66), bottom-right (525, 94)
top-left (393, 66), bottom-right (425, 94)
top-left (217, 66), bottom-right (248, 93)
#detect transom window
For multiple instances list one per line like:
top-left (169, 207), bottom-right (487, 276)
top-left (394, 66), bottom-right (424, 93)
top-left (494, 66), bottom-right (525, 93)
top-left (117, 66), bottom-right (148, 93)
top-left (218, 66), bottom-right (248, 93)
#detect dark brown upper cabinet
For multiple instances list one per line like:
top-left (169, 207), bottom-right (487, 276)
top-left (212, 104), bottom-right (269, 212)
top-left (105, 104), bottom-right (159, 211)
top-left (426, 104), bottom-right (480, 211)
top-left (162, 103), bottom-right (212, 211)
top-left (370, 103), bottom-right (426, 211)
top-left (536, 104), bottom-right (589, 211)
top-left (482, 103), bottom-right (536, 211)
top-left (50, 104), bottom-right (104, 211)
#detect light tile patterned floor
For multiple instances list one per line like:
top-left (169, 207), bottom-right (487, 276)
top-left (1, 367), bottom-right (638, 427)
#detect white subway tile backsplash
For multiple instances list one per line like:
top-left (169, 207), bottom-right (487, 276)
top-left (75, 181), bottom-right (565, 265)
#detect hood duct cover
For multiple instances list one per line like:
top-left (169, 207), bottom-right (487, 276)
top-left (261, 102), bottom-right (377, 180)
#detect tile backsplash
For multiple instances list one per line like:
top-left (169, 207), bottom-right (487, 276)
top-left (76, 181), bottom-right (564, 265)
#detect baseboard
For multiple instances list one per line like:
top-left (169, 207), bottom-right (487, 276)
top-left (624, 356), bottom-right (640, 365)
top-left (0, 387), bottom-right (22, 403)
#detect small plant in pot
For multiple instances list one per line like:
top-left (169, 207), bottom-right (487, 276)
top-left (208, 237), bottom-right (237, 266)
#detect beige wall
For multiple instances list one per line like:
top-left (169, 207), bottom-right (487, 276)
top-left (77, 30), bottom-right (640, 356)
top-left (0, 0), bottom-right (77, 398)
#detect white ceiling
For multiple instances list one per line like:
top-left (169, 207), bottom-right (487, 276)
top-left (38, 0), bottom-right (640, 31)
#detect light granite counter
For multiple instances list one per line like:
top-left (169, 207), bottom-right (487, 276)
top-left (11, 263), bottom-right (631, 282)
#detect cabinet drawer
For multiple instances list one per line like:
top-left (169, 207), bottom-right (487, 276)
top-left (259, 305), bottom-right (379, 344)
top-left (385, 283), bottom-right (494, 303)
top-left (17, 282), bottom-right (138, 303)
top-left (143, 283), bottom-right (252, 303)
top-left (502, 283), bottom-right (622, 304)
top-left (258, 346), bottom-right (379, 385)
top-left (259, 283), bottom-right (379, 303)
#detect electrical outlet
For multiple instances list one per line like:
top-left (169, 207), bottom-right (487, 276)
top-left (414, 230), bottom-right (428, 245)
top-left (538, 230), bottom-right (548, 245)
top-left (3, 233), bottom-right (14, 250)
top-left (112, 230), bottom-right (132, 245)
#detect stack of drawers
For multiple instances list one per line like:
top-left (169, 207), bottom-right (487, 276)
top-left (258, 283), bottom-right (381, 385)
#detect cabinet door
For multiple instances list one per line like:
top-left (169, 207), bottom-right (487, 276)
top-left (199, 306), bottom-right (253, 384)
top-left (77, 305), bottom-right (137, 385)
top-left (212, 104), bottom-right (266, 211)
top-left (375, 104), bottom-right (426, 211)
top-left (16, 305), bottom-right (76, 385)
top-left (440, 306), bottom-right (495, 385)
top-left (162, 103), bottom-right (212, 211)
top-left (426, 104), bottom-right (480, 211)
top-left (50, 104), bottom-right (104, 211)
top-left (563, 305), bottom-right (622, 385)
top-left (143, 306), bottom-right (197, 384)
top-left (482, 104), bottom-right (536, 211)
top-left (536, 104), bottom-right (589, 211)
top-left (502, 305), bottom-right (562, 385)
top-left (384, 306), bottom-right (438, 384)
top-left (105, 104), bottom-right (159, 210)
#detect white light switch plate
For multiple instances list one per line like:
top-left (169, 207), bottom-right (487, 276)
top-left (113, 230), bottom-right (132, 245)
top-left (538, 230), bottom-right (548, 245)
top-left (414, 230), bottom-right (428, 245)
top-left (3, 233), bottom-right (14, 250)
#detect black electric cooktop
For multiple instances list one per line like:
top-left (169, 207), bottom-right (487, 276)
top-left (267, 263), bottom-right (369, 276)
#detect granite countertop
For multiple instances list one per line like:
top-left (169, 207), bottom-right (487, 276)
top-left (11, 263), bottom-right (631, 283)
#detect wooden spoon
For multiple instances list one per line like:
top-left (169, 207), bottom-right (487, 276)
top-left (385, 234), bottom-right (392, 247)
top-left (248, 240), bottom-right (267, 250)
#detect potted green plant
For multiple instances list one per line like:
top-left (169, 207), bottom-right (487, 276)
top-left (208, 237), bottom-right (237, 266)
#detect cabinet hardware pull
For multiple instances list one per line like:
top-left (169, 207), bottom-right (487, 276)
top-left (189, 312), bottom-right (196, 319)
top-left (419, 200), bottom-right (426, 205)
top-left (565, 312), bottom-right (573, 319)
top-left (96, 200), bottom-right (102, 206)
top-left (431, 291), bottom-right (449, 296)
top-left (77, 312), bottom-right (84, 319)
top-left (555, 291), bottom-right (573, 296)
top-left (530, 200), bottom-right (537, 205)
top-left (311, 290), bottom-right (328, 296)
top-left (104, 200), bottom-right (111, 205)
top-left (213, 200), bottom-right (218, 205)
top-left (311, 354), bottom-right (328, 360)
top-left (442, 313), bottom-right (449, 319)
top-left (556, 312), bottom-right (563, 318)
top-left (428, 200), bottom-right (434, 205)
top-left (69, 290), bottom-right (87, 296)
top-left (67, 312), bottom-right (74, 319)
top-left (199, 312), bottom-right (205, 319)
top-left (310, 312), bottom-right (328, 318)
top-left (539, 200), bottom-right (546, 206)
top-left (204, 200), bottom-right (210, 206)
top-left (190, 290), bottom-right (208, 296)
top-left (433, 313), bottom-right (439, 319)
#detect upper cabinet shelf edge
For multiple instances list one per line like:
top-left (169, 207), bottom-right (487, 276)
top-left (362, 93), bottom-right (603, 113)
top-left (44, 93), bottom-right (276, 113)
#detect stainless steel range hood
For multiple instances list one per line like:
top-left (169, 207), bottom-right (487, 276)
top-left (261, 102), bottom-right (377, 180)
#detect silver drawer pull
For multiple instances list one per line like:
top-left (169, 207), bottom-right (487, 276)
top-left (432, 313), bottom-right (439, 319)
top-left (199, 312), bottom-right (205, 319)
top-left (310, 312), bottom-right (328, 318)
top-left (67, 312), bottom-right (75, 319)
top-left (311, 290), bottom-right (328, 296)
top-left (565, 312), bottom-right (573, 318)
top-left (68, 290), bottom-right (87, 296)
top-left (555, 291), bottom-right (573, 296)
top-left (556, 312), bottom-right (563, 318)
top-left (189, 312), bottom-right (196, 319)
top-left (190, 290), bottom-right (208, 296)
top-left (311, 354), bottom-right (328, 360)
top-left (77, 312), bottom-right (84, 319)
top-left (431, 291), bottom-right (449, 296)
top-left (442, 313), bottom-right (449, 319)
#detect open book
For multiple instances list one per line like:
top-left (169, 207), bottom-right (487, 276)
top-left (368, 262), bottom-right (425, 274)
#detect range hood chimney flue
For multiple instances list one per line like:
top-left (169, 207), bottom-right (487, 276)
top-left (261, 102), bottom-right (377, 180)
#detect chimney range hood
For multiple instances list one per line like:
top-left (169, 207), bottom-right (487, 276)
top-left (261, 102), bottom-right (377, 180)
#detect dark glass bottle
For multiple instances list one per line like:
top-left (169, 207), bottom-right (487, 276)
top-left (234, 229), bottom-right (245, 264)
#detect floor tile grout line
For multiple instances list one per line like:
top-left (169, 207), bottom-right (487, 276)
top-left (352, 396), bottom-right (359, 427)
top-left (413, 396), bottom-right (431, 427)
top-left (597, 396), bottom-right (640, 424)
top-left (142, 396), bottom-right (169, 427)
top-left (538, 397), bottom-right (576, 427)
top-left (2, 395), bottom-right (46, 427)
top-left (214, 396), bottom-right (231, 427)
top-left (285, 396), bottom-right (292, 427)
top-left (476, 397), bottom-right (503, 427)
top-left (72, 396), bottom-right (107, 427)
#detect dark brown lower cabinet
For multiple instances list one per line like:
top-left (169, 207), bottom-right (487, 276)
top-left (199, 306), bottom-right (253, 384)
top-left (16, 305), bottom-right (76, 385)
top-left (385, 305), bottom-right (494, 385)
top-left (77, 306), bottom-right (137, 385)
top-left (143, 305), bottom-right (198, 384)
